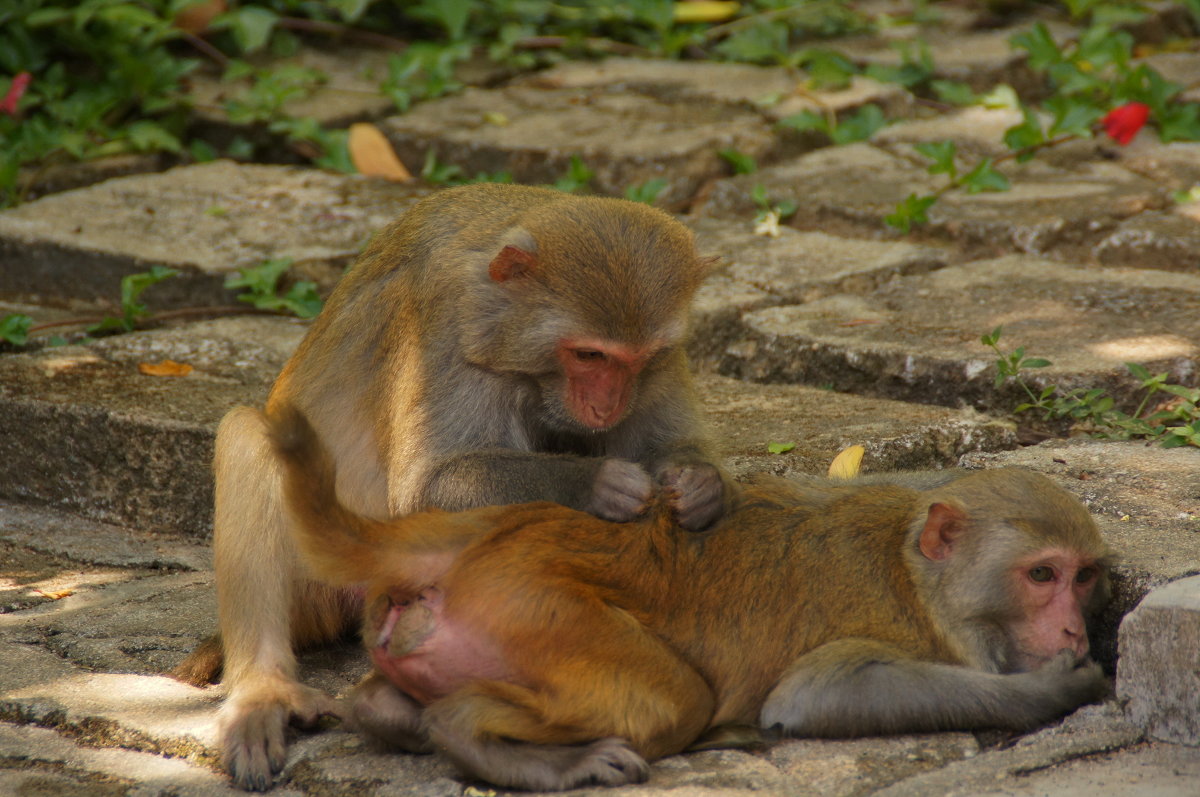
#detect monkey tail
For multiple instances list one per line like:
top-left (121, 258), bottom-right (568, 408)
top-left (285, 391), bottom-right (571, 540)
top-left (268, 404), bottom-right (486, 588)
top-left (268, 403), bottom-right (400, 585)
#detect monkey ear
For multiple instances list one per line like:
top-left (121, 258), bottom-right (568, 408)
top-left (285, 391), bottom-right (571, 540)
top-left (489, 245), bottom-right (538, 282)
top-left (918, 502), bottom-right (968, 561)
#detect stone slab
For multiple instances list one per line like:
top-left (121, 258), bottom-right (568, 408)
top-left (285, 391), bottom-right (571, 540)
top-left (1095, 210), bottom-right (1200, 272)
top-left (0, 316), bottom-right (307, 535)
top-left (698, 374), bottom-right (1016, 477)
top-left (696, 144), bottom-right (1167, 261)
top-left (709, 254), bottom-right (1200, 411)
top-left (380, 85), bottom-right (779, 207)
top-left (1117, 575), bottom-right (1200, 745)
top-left (0, 161), bottom-right (428, 307)
top-left (0, 721), bottom-right (241, 796)
top-left (958, 440), bottom-right (1200, 669)
top-left (521, 57), bottom-right (913, 124)
top-left (875, 703), bottom-right (1145, 797)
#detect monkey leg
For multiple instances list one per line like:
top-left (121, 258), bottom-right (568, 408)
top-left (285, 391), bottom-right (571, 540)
top-left (760, 639), bottom-right (1109, 738)
top-left (347, 671), bottom-right (433, 753)
top-left (213, 406), bottom-right (355, 791)
top-left (422, 620), bottom-right (715, 791)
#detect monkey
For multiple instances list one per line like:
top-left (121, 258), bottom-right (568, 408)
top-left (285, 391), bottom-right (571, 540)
top-left (175, 183), bottom-right (733, 790)
top-left (268, 405), bottom-right (1114, 792)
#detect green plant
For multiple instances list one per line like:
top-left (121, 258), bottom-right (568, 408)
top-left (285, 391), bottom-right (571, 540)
top-left (778, 103), bottom-right (889, 145)
top-left (88, 265), bottom-right (179, 334)
top-left (0, 313), bottom-right (33, 346)
top-left (750, 183), bottom-right (798, 232)
top-left (983, 327), bottom-right (1200, 448)
top-left (225, 257), bottom-right (322, 318)
top-left (553, 155), bottom-right (594, 193)
top-left (887, 16), bottom-right (1200, 232)
top-left (718, 148), bottom-right (757, 175)
top-left (624, 177), bottom-right (669, 205)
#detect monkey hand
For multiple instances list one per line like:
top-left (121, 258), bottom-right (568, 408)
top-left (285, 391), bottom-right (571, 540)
top-left (1024, 650), bottom-right (1110, 719)
top-left (220, 678), bottom-right (341, 791)
top-left (587, 459), bottom-right (653, 522)
top-left (659, 463), bottom-right (728, 531)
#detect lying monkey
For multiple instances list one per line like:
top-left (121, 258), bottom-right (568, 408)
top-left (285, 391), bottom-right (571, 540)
top-left (270, 405), bottom-right (1113, 791)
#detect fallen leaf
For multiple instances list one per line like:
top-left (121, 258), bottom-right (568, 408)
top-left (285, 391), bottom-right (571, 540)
top-left (349, 123), bottom-right (413, 182)
top-left (674, 1), bottom-right (741, 24)
top-left (483, 111), bottom-right (510, 126)
top-left (174, 0), bottom-right (227, 34)
top-left (838, 319), bottom-right (882, 327)
top-left (35, 588), bottom-right (73, 600)
top-left (139, 360), bottom-right (194, 377)
top-left (827, 444), bottom-right (864, 480)
top-left (767, 442), bottom-right (795, 454)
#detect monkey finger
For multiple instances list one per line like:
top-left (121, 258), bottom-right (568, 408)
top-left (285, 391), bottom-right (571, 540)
top-left (588, 459), bottom-right (653, 522)
top-left (220, 703), bottom-right (288, 791)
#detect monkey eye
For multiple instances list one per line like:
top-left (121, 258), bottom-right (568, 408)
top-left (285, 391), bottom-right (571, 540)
top-left (1028, 565), bottom-right (1055, 583)
top-left (1075, 567), bottom-right (1098, 584)
top-left (574, 349), bottom-right (605, 362)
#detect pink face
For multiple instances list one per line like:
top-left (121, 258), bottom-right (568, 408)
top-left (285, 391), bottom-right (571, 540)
top-left (556, 338), bottom-right (655, 430)
top-left (1007, 547), bottom-right (1102, 669)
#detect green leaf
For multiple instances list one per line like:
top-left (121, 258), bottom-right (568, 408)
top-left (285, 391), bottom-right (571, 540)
top-left (225, 257), bottom-right (293, 296)
top-left (1020, 358), bottom-right (1051, 369)
top-left (1003, 108), bottom-right (1045, 158)
top-left (715, 21), bottom-right (789, 64)
top-left (410, 0), bottom-right (473, 41)
top-left (884, 193), bottom-right (937, 233)
top-left (830, 104), bottom-right (887, 144)
top-left (960, 158), bottom-right (1010, 194)
top-left (1045, 96), bottom-right (1102, 139)
top-left (914, 140), bottom-right (957, 179)
top-left (718, 148), bottom-right (757, 175)
top-left (328, 0), bottom-right (373, 23)
top-left (624, 178), bottom-right (669, 205)
top-left (931, 80), bottom-right (976, 106)
top-left (1158, 103), bottom-right (1200, 143)
top-left (767, 442), bottom-right (796, 454)
top-left (980, 326), bottom-right (1003, 347)
top-left (1011, 23), bottom-right (1061, 71)
top-left (801, 48), bottom-right (858, 91)
top-left (218, 7), bottom-right (279, 54)
top-left (0, 313), bottom-right (33, 346)
top-left (119, 265), bottom-right (178, 323)
top-left (125, 120), bottom-right (182, 153)
top-left (750, 183), bottom-right (770, 209)
top-left (553, 155), bottom-right (594, 193)
top-left (980, 84), bottom-right (1020, 111)
top-left (777, 110), bottom-right (828, 134)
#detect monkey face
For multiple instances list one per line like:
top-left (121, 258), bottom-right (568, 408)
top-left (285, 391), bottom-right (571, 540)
top-left (1005, 547), bottom-right (1105, 670)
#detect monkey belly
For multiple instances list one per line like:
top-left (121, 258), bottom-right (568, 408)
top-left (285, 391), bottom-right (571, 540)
top-left (368, 588), bottom-right (513, 705)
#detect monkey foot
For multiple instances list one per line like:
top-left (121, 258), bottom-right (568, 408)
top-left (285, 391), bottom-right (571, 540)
top-left (559, 737), bottom-right (651, 789)
top-left (220, 680), bottom-right (340, 791)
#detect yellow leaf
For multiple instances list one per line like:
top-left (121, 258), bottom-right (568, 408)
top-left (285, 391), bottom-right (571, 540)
top-left (674, 1), bottom-right (741, 24)
top-left (36, 588), bottom-right (73, 600)
top-left (827, 444), bottom-right (864, 480)
top-left (138, 360), bottom-right (193, 377)
top-left (483, 111), bottom-right (510, 126)
top-left (348, 123), bottom-right (413, 183)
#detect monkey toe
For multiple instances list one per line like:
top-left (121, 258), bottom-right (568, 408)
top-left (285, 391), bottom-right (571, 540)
top-left (221, 704), bottom-right (288, 791)
top-left (567, 738), bottom-right (649, 787)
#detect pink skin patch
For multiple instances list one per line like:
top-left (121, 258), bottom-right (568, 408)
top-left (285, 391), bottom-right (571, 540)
top-left (557, 338), bottom-right (655, 430)
top-left (1008, 548), bottom-right (1101, 669)
top-left (369, 588), bottom-right (515, 705)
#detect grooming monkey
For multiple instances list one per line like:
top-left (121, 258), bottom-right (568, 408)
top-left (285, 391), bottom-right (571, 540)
top-left (272, 406), bottom-right (1114, 791)
top-left (178, 184), bottom-right (733, 790)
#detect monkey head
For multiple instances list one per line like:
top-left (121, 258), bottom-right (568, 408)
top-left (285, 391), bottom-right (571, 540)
top-left (905, 469), bottom-right (1114, 673)
top-left (463, 196), bottom-right (713, 433)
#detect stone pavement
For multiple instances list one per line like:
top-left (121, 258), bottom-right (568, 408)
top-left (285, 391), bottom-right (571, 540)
top-left (2, 3), bottom-right (1200, 794)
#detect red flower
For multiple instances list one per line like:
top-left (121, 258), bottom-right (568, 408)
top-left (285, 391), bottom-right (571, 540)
top-left (1, 72), bottom-right (31, 116)
top-left (1101, 102), bottom-right (1150, 145)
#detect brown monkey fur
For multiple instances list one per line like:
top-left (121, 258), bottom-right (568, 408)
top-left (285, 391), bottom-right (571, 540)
top-left (176, 184), bottom-right (732, 790)
top-left (270, 405), bottom-right (1114, 791)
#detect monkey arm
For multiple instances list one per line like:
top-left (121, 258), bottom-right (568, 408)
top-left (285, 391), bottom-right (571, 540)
top-left (420, 448), bottom-right (615, 511)
top-left (760, 639), bottom-right (1109, 737)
